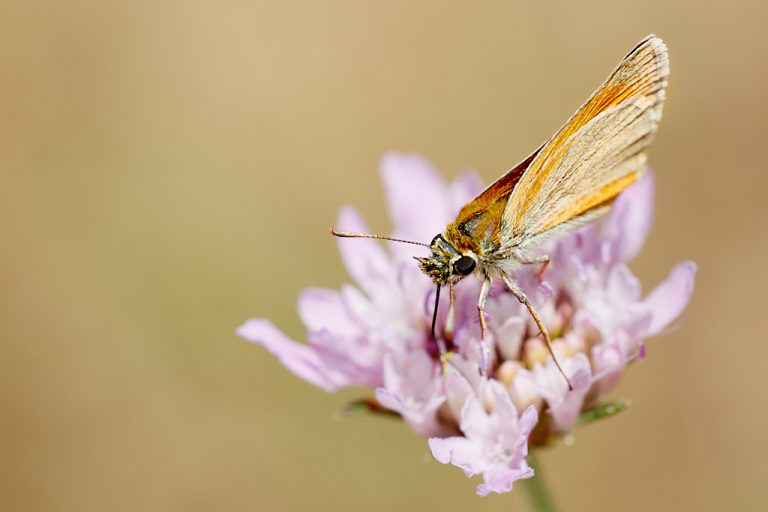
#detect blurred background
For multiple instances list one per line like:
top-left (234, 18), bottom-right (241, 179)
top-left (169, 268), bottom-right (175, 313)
top-left (2, 1), bottom-right (766, 510)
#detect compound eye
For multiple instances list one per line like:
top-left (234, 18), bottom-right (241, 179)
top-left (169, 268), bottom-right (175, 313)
top-left (454, 255), bottom-right (476, 276)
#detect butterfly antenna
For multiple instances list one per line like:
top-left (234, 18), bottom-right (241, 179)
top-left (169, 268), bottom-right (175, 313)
top-left (331, 229), bottom-right (430, 248)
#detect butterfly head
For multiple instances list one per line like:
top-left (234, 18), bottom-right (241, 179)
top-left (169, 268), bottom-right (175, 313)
top-left (417, 234), bottom-right (477, 285)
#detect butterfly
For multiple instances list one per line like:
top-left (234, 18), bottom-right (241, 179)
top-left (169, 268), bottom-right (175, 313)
top-left (333, 34), bottom-right (669, 388)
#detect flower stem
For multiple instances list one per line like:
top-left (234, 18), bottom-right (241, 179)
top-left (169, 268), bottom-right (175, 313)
top-left (522, 452), bottom-right (557, 512)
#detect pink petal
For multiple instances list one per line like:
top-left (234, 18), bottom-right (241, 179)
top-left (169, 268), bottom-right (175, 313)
top-left (236, 319), bottom-right (347, 392)
top-left (495, 316), bottom-right (526, 361)
top-left (375, 387), bottom-right (404, 412)
top-left (378, 392), bottom-right (442, 433)
top-left (532, 354), bottom-right (592, 432)
top-left (592, 343), bottom-right (624, 376)
top-left (603, 170), bottom-right (655, 262)
top-left (476, 464), bottom-right (534, 496)
top-left (382, 350), bottom-right (436, 397)
top-left (339, 284), bottom-right (373, 322)
top-left (487, 379), bottom-right (518, 422)
top-left (516, 405), bottom-right (539, 455)
top-left (380, 152), bottom-right (453, 241)
top-left (308, 330), bottom-right (382, 388)
top-left (457, 392), bottom-right (489, 441)
top-left (428, 436), bottom-right (482, 475)
top-left (641, 260), bottom-right (697, 336)
top-left (297, 288), bottom-right (360, 337)
top-left (374, 351), bottom-right (446, 436)
top-left (448, 170), bottom-right (485, 212)
top-left (442, 362), bottom-right (479, 420)
top-left (550, 366), bottom-right (591, 431)
top-left (607, 264), bottom-right (642, 303)
top-left (335, 207), bottom-right (395, 296)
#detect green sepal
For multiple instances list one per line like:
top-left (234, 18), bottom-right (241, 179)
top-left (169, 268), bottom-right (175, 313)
top-left (577, 399), bottom-right (630, 426)
top-left (341, 398), bottom-right (401, 419)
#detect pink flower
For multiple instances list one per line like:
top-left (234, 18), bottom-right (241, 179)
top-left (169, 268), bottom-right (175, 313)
top-left (428, 381), bottom-right (538, 496)
top-left (237, 153), bottom-right (697, 495)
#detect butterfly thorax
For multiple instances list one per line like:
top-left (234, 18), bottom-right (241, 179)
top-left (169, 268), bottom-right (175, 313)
top-left (417, 197), bottom-right (510, 285)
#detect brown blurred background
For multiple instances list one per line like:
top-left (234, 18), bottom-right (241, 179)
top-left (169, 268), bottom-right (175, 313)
top-left (1, 1), bottom-right (766, 510)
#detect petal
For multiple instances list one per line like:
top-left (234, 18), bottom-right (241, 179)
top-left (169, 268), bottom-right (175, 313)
top-left (297, 288), bottom-right (360, 337)
top-left (518, 405), bottom-right (539, 441)
top-left (458, 392), bottom-right (490, 442)
top-left (448, 170), bottom-right (485, 212)
top-left (487, 380), bottom-right (518, 423)
top-left (550, 366), bottom-right (592, 432)
top-left (428, 436), bottom-right (483, 475)
top-left (376, 350), bottom-right (447, 436)
top-left (640, 260), bottom-right (697, 336)
top-left (532, 353), bottom-right (592, 432)
top-left (236, 319), bottom-right (347, 392)
top-left (383, 350), bottom-right (437, 400)
top-left (476, 464), bottom-right (533, 496)
top-left (375, 387), bottom-right (404, 413)
top-left (308, 330), bottom-right (383, 388)
top-left (509, 368), bottom-right (542, 412)
top-left (592, 343), bottom-right (624, 376)
top-left (514, 405), bottom-right (538, 458)
top-left (380, 152), bottom-right (452, 241)
top-left (442, 363), bottom-right (477, 420)
top-left (339, 284), bottom-right (373, 323)
top-left (377, 388), bottom-right (445, 437)
top-left (603, 170), bottom-right (655, 262)
top-left (607, 264), bottom-right (642, 304)
top-left (335, 206), bottom-right (395, 296)
top-left (495, 315), bottom-right (526, 361)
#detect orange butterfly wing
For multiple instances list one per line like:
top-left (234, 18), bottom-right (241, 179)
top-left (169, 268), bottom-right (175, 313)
top-left (445, 148), bottom-right (541, 253)
top-left (455, 148), bottom-right (541, 221)
top-left (503, 35), bottom-right (669, 244)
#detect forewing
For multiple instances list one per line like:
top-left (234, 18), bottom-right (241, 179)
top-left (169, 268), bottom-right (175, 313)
top-left (502, 35), bottom-right (669, 245)
top-left (445, 147), bottom-right (541, 254)
top-left (454, 147), bottom-right (541, 222)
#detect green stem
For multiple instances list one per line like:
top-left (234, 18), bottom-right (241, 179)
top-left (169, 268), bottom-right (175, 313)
top-left (521, 452), bottom-right (557, 512)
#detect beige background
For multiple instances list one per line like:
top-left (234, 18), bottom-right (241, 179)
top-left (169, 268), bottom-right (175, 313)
top-left (2, 1), bottom-right (766, 510)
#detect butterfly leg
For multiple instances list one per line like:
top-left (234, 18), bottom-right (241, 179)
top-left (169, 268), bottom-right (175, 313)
top-left (438, 286), bottom-right (456, 374)
top-left (477, 278), bottom-right (491, 340)
top-left (516, 253), bottom-right (550, 282)
top-left (433, 285), bottom-right (457, 374)
top-left (476, 278), bottom-right (492, 376)
top-left (444, 285), bottom-right (456, 343)
top-left (500, 273), bottom-right (573, 390)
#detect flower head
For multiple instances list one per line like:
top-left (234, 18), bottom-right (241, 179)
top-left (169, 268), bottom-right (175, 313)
top-left (237, 153), bottom-right (696, 496)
